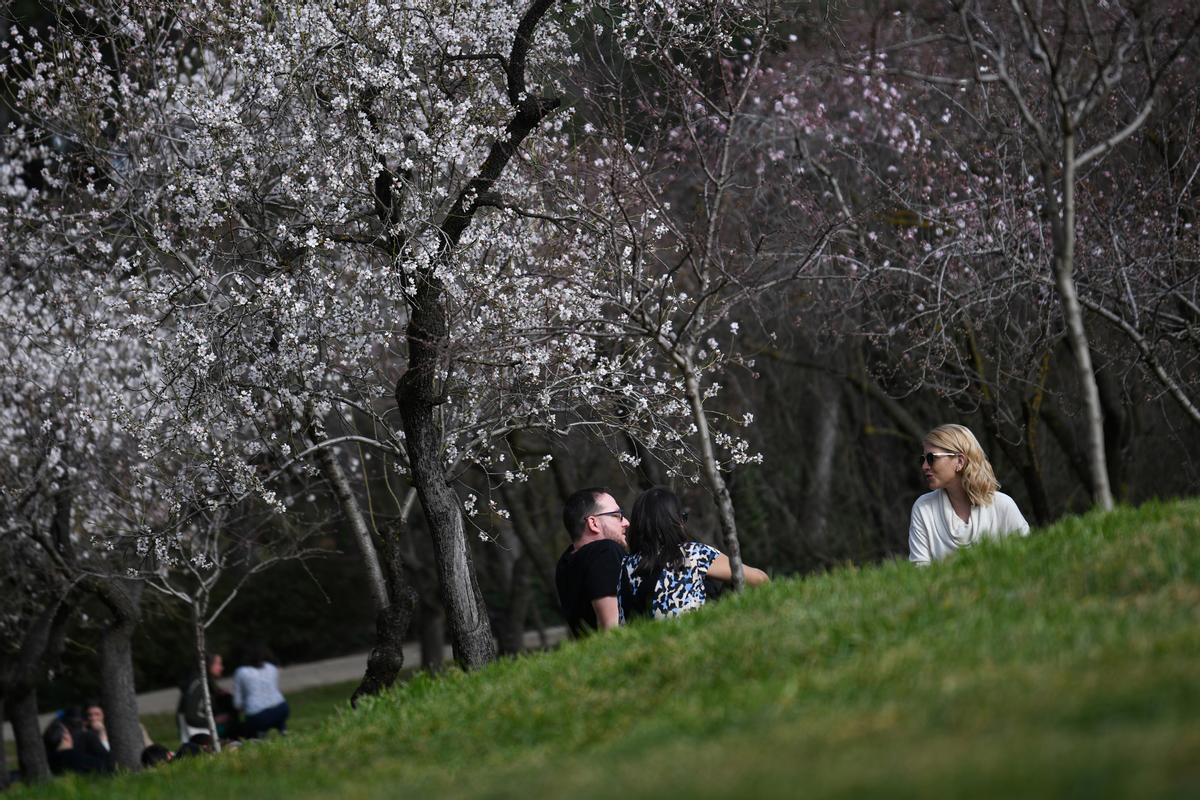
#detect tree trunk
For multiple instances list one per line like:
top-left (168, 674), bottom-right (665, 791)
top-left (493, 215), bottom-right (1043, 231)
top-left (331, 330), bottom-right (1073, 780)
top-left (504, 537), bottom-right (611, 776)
top-left (397, 340), bottom-right (496, 668)
top-left (1050, 134), bottom-right (1114, 510)
top-left (497, 551), bottom-right (534, 656)
top-left (389, 15), bottom-right (559, 669)
top-left (350, 584), bottom-right (417, 707)
top-left (1, 594), bottom-right (73, 785)
top-left (801, 387), bottom-right (841, 545)
top-left (1036, 398), bottom-right (1093, 499)
top-left (1096, 368), bottom-right (1134, 502)
top-left (1020, 352), bottom-right (1055, 525)
top-left (192, 604), bottom-right (220, 752)
top-left (96, 578), bottom-right (143, 771)
top-left (6, 689), bottom-right (50, 783)
top-left (351, 524), bottom-right (419, 706)
top-left (313, 437), bottom-right (390, 612)
top-left (681, 358), bottom-right (745, 590)
top-left (499, 482), bottom-right (557, 599)
top-left (313, 433), bottom-right (421, 703)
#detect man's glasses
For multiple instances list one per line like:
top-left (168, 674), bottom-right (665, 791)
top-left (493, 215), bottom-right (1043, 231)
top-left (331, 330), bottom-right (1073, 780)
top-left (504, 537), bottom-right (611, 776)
top-left (590, 509), bottom-right (625, 520)
top-left (920, 452), bottom-right (959, 466)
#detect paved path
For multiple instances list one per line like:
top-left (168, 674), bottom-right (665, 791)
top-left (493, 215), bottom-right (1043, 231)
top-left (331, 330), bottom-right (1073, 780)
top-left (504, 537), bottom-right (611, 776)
top-left (4, 626), bottom-right (566, 742)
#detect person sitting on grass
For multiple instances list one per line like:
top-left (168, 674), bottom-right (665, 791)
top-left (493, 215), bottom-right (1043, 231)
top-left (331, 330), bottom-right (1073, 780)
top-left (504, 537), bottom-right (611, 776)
top-left (179, 652), bottom-right (239, 739)
top-left (140, 744), bottom-right (173, 768)
top-left (174, 732), bottom-right (215, 759)
top-left (79, 701), bottom-right (112, 761)
top-left (556, 487), bottom-right (630, 636)
top-left (908, 423), bottom-right (1030, 566)
top-left (233, 643), bottom-right (290, 738)
top-left (618, 486), bottom-right (769, 622)
top-left (43, 721), bottom-right (113, 777)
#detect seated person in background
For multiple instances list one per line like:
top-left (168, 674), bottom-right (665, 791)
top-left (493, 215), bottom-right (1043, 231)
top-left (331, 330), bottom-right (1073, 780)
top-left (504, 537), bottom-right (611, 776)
top-left (57, 706), bottom-right (85, 739)
top-left (618, 486), bottom-right (769, 621)
top-left (43, 721), bottom-right (114, 776)
top-left (174, 735), bottom-right (212, 759)
top-left (909, 423), bottom-right (1030, 566)
top-left (140, 744), bottom-right (173, 768)
top-left (179, 653), bottom-right (238, 738)
top-left (556, 487), bottom-right (629, 636)
top-left (233, 643), bottom-right (290, 738)
top-left (79, 701), bottom-right (111, 760)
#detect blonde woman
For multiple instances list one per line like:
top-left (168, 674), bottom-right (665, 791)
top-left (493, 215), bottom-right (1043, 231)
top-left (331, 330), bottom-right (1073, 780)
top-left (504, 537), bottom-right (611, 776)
top-left (909, 424), bottom-right (1030, 566)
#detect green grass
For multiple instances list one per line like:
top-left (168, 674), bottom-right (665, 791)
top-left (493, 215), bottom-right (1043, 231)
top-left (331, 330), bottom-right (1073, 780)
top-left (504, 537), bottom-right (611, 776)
top-left (140, 679), bottom-right (363, 748)
top-left (13, 499), bottom-right (1200, 798)
top-left (3, 680), bottom-right (362, 768)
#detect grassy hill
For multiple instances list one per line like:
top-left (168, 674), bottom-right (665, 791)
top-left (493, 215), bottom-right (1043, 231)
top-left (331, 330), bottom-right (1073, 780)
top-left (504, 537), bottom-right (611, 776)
top-left (15, 500), bottom-right (1200, 798)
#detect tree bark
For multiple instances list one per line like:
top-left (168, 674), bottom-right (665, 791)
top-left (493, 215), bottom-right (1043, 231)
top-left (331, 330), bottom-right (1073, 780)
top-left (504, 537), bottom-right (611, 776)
top-left (497, 551), bottom-right (534, 656)
top-left (1048, 133), bottom-right (1114, 510)
top-left (2, 595), bottom-right (73, 784)
top-left (350, 585), bottom-right (417, 707)
top-left (962, 323), bottom-right (1052, 523)
top-left (6, 690), bottom-right (50, 783)
top-left (1036, 397), bottom-right (1093, 498)
top-left (499, 482), bottom-right (557, 599)
top-left (681, 357), bottom-right (745, 590)
top-left (351, 523), bottom-right (419, 707)
top-left (1096, 368), bottom-right (1134, 502)
top-left (313, 431), bottom-right (422, 701)
top-left (192, 604), bottom-right (220, 752)
top-left (392, 0), bottom-right (560, 670)
top-left (94, 578), bottom-right (144, 771)
top-left (313, 438), bottom-right (390, 612)
top-left (800, 387), bottom-right (841, 544)
top-left (393, 384), bottom-right (496, 667)
top-left (1018, 351), bottom-right (1055, 525)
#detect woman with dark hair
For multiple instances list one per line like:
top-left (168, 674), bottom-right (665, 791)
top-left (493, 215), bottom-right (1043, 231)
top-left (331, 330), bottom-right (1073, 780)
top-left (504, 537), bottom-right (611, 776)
top-left (179, 652), bottom-right (238, 741)
top-left (232, 643), bottom-right (289, 738)
top-left (619, 487), bottom-right (769, 621)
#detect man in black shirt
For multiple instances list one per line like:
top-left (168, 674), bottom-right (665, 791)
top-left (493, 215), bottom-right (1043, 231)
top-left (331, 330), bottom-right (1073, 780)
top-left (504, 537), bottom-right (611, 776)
top-left (556, 487), bottom-right (629, 637)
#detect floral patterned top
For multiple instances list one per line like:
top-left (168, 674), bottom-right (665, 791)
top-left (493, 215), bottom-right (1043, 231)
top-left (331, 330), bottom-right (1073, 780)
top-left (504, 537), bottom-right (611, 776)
top-left (618, 541), bottom-right (720, 622)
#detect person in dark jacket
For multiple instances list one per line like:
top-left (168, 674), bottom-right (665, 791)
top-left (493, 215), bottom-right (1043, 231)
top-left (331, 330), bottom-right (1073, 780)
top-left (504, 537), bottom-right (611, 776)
top-left (43, 722), bottom-right (114, 776)
top-left (178, 652), bottom-right (238, 738)
top-left (78, 701), bottom-right (112, 761)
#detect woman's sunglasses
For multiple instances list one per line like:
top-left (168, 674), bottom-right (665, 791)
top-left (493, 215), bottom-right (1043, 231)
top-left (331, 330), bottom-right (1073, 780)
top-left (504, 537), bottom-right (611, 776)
top-left (919, 452), bottom-right (959, 466)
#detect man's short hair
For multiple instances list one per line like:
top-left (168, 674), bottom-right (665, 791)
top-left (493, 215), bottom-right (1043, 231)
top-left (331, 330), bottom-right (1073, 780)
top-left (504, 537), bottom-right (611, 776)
top-left (562, 487), bottom-right (609, 541)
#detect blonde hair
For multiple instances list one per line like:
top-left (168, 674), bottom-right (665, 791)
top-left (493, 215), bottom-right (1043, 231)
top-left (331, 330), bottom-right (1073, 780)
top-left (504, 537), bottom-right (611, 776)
top-left (924, 423), bottom-right (999, 507)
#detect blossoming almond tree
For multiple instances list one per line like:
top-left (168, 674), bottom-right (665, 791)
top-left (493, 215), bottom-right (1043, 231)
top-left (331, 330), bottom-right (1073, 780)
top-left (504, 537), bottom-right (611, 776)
top-left (0, 209), bottom-right (165, 770)
top-left (4, 0), bottom-right (776, 671)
